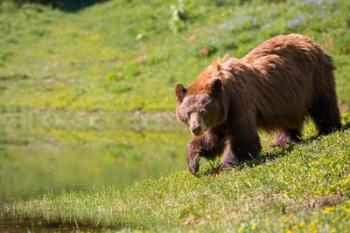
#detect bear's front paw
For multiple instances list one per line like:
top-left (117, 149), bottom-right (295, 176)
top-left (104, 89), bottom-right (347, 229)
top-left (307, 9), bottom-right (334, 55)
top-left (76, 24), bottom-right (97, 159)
top-left (271, 139), bottom-right (292, 149)
top-left (219, 162), bottom-right (235, 171)
top-left (188, 157), bottom-right (199, 175)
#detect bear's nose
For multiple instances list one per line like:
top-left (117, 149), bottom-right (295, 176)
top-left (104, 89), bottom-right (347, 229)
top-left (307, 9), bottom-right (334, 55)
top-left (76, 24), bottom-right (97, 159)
top-left (191, 126), bottom-right (202, 135)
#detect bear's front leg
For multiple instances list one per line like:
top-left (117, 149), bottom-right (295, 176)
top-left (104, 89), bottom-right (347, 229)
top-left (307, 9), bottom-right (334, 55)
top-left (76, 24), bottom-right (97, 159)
top-left (187, 136), bottom-right (205, 175)
top-left (186, 129), bottom-right (226, 175)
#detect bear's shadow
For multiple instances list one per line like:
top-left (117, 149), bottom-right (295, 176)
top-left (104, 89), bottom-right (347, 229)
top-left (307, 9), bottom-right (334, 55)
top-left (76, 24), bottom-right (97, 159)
top-left (201, 121), bottom-right (350, 177)
top-left (246, 149), bottom-right (291, 167)
top-left (200, 149), bottom-right (291, 177)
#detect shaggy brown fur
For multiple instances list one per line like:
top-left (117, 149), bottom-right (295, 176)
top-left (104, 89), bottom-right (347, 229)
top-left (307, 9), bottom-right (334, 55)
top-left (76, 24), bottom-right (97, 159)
top-left (175, 34), bottom-right (341, 175)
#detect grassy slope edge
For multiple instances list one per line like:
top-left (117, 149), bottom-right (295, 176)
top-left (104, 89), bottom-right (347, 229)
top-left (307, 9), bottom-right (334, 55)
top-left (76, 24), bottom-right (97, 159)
top-left (1, 0), bottom-right (349, 232)
top-left (3, 112), bottom-right (350, 232)
top-left (0, 0), bottom-right (349, 112)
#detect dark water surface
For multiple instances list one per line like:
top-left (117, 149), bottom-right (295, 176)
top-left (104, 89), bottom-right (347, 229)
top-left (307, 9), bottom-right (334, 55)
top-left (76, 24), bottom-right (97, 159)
top-left (0, 215), bottom-right (118, 233)
top-left (0, 109), bottom-right (188, 231)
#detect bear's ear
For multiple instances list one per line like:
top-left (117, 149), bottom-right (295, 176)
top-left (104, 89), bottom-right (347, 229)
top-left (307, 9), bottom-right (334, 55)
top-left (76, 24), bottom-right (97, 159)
top-left (212, 59), bottom-right (221, 71)
top-left (209, 79), bottom-right (222, 96)
top-left (175, 83), bottom-right (187, 103)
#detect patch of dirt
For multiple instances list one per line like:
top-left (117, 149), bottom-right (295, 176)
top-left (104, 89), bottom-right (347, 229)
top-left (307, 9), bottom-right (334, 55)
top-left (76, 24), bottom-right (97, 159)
top-left (187, 34), bottom-right (197, 43)
top-left (136, 55), bottom-right (148, 64)
top-left (132, 110), bottom-right (176, 121)
top-left (304, 194), bottom-right (344, 210)
top-left (339, 103), bottom-right (350, 113)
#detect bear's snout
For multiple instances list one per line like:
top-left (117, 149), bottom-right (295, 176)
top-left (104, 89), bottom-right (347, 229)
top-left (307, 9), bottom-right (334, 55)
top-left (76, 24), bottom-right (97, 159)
top-left (191, 125), bottom-right (202, 136)
top-left (189, 112), bottom-right (206, 136)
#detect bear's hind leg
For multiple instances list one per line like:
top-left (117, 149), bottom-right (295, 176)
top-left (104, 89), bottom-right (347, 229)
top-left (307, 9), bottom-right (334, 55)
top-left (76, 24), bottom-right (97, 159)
top-left (272, 128), bottom-right (302, 149)
top-left (220, 145), bottom-right (239, 170)
top-left (308, 92), bottom-right (341, 135)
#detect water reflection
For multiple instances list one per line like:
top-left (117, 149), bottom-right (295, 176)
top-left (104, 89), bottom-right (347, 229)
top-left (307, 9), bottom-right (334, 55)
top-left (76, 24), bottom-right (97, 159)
top-left (0, 110), bottom-right (188, 202)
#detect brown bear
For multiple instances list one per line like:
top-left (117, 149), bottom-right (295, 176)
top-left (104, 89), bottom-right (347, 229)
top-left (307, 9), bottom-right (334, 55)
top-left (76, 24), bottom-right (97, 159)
top-left (175, 33), bottom-right (342, 175)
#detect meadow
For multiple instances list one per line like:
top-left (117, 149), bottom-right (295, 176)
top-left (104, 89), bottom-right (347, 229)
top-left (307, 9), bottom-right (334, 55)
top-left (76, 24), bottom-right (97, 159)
top-left (0, 0), bottom-right (349, 231)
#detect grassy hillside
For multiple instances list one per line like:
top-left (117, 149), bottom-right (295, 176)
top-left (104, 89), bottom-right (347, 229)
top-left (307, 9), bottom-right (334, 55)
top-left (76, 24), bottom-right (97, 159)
top-left (1, 0), bottom-right (350, 231)
top-left (0, 0), bottom-right (349, 112)
top-left (3, 112), bottom-right (350, 231)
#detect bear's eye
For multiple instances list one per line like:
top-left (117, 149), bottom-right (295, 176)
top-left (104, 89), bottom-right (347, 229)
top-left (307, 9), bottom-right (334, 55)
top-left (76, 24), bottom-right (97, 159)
top-left (186, 112), bottom-right (191, 119)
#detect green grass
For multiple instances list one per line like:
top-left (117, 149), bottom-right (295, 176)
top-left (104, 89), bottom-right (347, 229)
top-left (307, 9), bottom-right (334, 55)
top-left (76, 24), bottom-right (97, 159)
top-left (0, 0), bottom-right (349, 112)
top-left (3, 112), bottom-right (350, 231)
top-left (1, 0), bottom-right (350, 231)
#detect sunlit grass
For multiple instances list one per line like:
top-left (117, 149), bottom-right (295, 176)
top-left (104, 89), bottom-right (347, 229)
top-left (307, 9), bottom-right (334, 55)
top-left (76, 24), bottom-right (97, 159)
top-left (3, 112), bottom-right (350, 231)
top-left (0, 0), bottom-right (349, 112)
top-left (1, 0), bottom-right (350, 231)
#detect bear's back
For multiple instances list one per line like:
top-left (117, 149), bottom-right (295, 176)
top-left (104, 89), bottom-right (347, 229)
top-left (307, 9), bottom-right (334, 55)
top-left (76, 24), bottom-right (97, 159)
top-left (241, 34), bottom-right (335, 130)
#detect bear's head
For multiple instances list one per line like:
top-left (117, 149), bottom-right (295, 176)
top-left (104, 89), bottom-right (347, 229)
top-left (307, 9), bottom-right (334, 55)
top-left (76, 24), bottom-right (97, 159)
top-left (175, 66), bottom-right (226, 136)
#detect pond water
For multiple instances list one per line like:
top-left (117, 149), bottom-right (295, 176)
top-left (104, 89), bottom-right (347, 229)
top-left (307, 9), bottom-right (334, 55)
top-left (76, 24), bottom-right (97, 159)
top-left (0, 109), bottom-right (189, 231)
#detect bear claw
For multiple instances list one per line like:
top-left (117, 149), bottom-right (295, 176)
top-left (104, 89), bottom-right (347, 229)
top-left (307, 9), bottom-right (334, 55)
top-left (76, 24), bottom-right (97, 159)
top-left (188, 158), bottom-right (199, 175)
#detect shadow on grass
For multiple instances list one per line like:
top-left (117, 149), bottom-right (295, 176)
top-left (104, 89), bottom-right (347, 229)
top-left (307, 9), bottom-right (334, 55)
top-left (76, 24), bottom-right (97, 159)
top-left (199, 144), bottom-right (301, 177)
top-left (0, 74), bottom-right (29, 82)
top-left (9, 0), bottom-right (108, 12)
top-left (341, 120), bottom-right (350, 130)
top-left (201, 120), bottom-right (350, 176)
